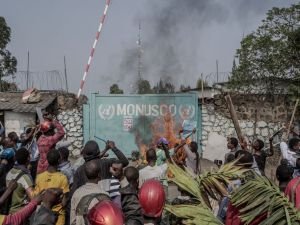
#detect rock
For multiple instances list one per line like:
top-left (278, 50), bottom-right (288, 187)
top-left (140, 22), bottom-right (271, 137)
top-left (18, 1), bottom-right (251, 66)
top-left (224, 123), bottom-right (230, 129)
top-left (240, 121), bottom-right (246, 129)
top-left (226, 128), bottom-right (235, 136)
top-left (65, 124), bottom-right (70, 130)
top-left (61, 111), bottom-right (66, 116)
top-left (76, 125), bottom-right (82, 130)
top-left (75, 116), bottom-right (81, 122)
top-left (202, 122), bottom-right (213, 126)
top-left (214, 126), bottom-right (221, 132)
top-left (74, 133), bottom-right (81, 137)
top-left (70, 127), bottom-right (77, 132)
top-left (77, 120), bottom-right (83, 126)
top-left (68, 111), bottom-right (73, 116)
top-left (68, 137), bottom-right (76, 143)
top-left (68, 145), bottom-right (74, 151)
top-left (202, 140), bottom-right (208, 146)
top-left (78, 137), bottom-right (84, 141)
top-left (261, 128), bottom-right (269, 137)
top-left (68, 117), bottom-right (74, 123)
top-left (62, 120), bottom-right (68, 126)
top-left (257, 121), bottom-right (267, 128)
top-left (74, 141), bottom-right (82, 148)
top-left (209, 115), bottom-right (215, 122)
top-left (72, 149), bottom-right (81, 157)
top-left (203, 126), bottom-right (211, 132)
top-left (202, 116), bottom-right (209, 122)
top-left (202, 108), bottom-right (208, 114)
top-left (63, 115), bottom-right (69, 120)
top-left (246, 122), bottom-right (253, 128)
top-left (57, 114), bottom-right (63, 120)
top-left (246, 128), bottom-right (254, 136)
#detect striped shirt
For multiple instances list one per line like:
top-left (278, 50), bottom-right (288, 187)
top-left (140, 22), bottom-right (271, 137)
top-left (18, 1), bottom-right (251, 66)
top-left (108, 177), bottom-right (120, 198)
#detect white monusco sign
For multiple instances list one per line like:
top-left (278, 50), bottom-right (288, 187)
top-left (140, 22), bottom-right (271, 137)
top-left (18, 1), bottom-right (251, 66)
top-left (98, 103), bottom-right (195, 120)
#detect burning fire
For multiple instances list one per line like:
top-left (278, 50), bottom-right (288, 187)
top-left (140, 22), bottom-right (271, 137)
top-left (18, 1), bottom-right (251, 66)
top-left (134, 111), bottom-right (183, 159)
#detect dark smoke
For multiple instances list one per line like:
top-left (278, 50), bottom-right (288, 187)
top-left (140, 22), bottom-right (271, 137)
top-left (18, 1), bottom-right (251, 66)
top-left (130, 115), bottom-right (153, 146)
top-left (115, 0), bottom-right (296, 92)
top-left (141, 0), bottom-right (228, 87)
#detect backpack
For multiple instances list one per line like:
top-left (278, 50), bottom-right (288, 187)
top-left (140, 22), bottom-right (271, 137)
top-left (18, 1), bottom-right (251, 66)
top-left (75, 193), bottom-right (110, 225)
top-left (1, 171), bottom-right (26, 215)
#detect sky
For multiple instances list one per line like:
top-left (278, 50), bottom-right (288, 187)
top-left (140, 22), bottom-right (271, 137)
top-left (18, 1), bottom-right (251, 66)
top-left (0, 0), bottom-right (297, 95)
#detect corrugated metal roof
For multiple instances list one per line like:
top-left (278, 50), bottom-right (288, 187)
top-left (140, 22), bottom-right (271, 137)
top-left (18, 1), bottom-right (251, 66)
top-left (0, 92), bottom-right (56, 113)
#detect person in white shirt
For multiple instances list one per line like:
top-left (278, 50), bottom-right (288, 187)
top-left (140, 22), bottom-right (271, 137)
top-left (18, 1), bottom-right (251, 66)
top-left (139, 148), bottom-right (169, 188)
top-left (280, 138), bottom-right (300, 167)
top-left (183, 141), bottom-right (200, 175)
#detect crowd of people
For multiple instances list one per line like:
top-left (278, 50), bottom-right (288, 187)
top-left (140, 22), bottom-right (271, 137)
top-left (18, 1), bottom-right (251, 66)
top-left (0, 111), bottom-right (299, 225)
top-left (0, 112), bottom-right (200, 225)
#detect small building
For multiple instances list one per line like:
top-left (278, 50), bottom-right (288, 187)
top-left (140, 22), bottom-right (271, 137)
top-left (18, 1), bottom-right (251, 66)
top-left (0, 92), bottom-right (57, 136)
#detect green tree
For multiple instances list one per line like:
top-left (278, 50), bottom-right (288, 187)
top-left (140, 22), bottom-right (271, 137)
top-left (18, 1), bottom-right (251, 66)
top-left (153, 78), bottom-right (175, 94)
top-left (0, 17), bottom-right (17, 92)
top-left (109, 83), bottom-right (124, 94)
top-left (136, 79), bottom-right (153, 94)
top-left (196, 78), bottom-right (209, 89)
top-left (229, 3), bottom-right (300, 97)
top-left (179, 84), bottom-right (191, 92)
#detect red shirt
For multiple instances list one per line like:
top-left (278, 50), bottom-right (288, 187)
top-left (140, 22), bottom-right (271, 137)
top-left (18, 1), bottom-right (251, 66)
top-left (37, 120), bottom-right (65, 174)
top-left (285, 177), bottom-right (300, 209)
top-left (226, 203), bottom-right (266, 225)
top-left (1, 200), bottom-right (38, 225)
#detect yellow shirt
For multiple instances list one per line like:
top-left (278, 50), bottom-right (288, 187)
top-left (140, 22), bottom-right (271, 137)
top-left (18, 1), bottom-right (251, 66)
top-left (34, 171), bottom-right (69, 213)
top-left (0, 215), bottom-right (5, 224)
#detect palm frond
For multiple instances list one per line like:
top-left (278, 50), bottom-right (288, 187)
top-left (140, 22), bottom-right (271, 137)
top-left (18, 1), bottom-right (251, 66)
top-left (167, 161), bottom-right (250, 208)
top-left (165, 204), bottom-right (223, 225)
top-left (167, 163), bottom-right (202, 200)
top-left (231, 175), bottom-right (300, 225)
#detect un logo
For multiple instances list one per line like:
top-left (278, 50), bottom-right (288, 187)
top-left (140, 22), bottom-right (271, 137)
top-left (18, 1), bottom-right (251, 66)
top-left (179, 105), bottom-right (195, 120)
top-left (98, 104), bottom-right (115, 120)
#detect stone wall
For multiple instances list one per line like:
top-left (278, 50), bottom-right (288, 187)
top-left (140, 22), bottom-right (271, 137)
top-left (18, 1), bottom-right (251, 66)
top-left (201, 103), bottom-right (282, 162)
top-left (213, 94), bottom-right (299, 122)
top-left (57, 108), bottom-right (83, 157)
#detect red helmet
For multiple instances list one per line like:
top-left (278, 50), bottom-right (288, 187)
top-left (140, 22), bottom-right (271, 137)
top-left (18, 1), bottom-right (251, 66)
top-left (40, 121), bottom-right (52, 133)
top-left (87, 200), bottom-right (124, 225)
top-left (139, 179), bottom-right (166, 218)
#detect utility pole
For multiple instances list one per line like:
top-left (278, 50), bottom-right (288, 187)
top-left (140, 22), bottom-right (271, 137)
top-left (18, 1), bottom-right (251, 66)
top-left (64, 56), bottom-right (69, 93)
top-left (137, 21), bottom-right (142, 81)
top-left (216, 60), bottom-right (219, 83)
top-left (26, 51), bottom-right (30, 89)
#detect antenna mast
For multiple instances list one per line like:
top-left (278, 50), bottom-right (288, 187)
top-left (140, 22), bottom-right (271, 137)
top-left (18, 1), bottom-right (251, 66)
top-left (138, 21), bottom-right (142, 80)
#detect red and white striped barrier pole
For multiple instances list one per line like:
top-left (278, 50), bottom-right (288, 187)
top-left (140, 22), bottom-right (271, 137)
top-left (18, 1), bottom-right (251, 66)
top-left (77, 0), bottom-right (111, 98)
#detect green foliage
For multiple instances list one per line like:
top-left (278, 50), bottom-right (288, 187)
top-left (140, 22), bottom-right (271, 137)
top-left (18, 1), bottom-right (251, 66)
top-left (0, 17), bottom-right (17, 92)
top-left (165, 161), bottom-right (249, 224)
top-left (153, 78), bottom-right (175, 94)
top-left (230, 3), bottom-right (300, 97)
top-left (231, 175), bottom-right (300, 225)
top-left (196, 78), bottom-right (209, 89)
top-left (179, 84), bottom-right (191, 92)
top-left (109, 83), bottom-right (124, 94)
top-left (136, 79), bottom-right (153, 94)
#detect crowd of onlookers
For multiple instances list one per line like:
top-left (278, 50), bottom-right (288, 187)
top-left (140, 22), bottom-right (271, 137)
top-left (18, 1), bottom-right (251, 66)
top-left (0, 113), bottom-right (201, 225)
top-left (0, 113), bottom-right (299, 225)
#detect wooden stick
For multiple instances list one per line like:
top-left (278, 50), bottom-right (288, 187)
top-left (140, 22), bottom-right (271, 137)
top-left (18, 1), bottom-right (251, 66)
top-left (224, 94), bottom-right (243, 143)
top-left (277, 99), bottom-right (299, 167)
top-left (285, 99), bottom-right (299, 141)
